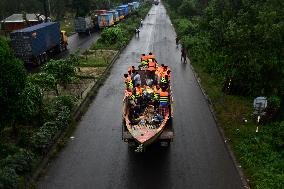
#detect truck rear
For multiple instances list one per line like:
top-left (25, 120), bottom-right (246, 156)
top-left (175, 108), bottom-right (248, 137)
top-left (74, 17), bottom-right (94, 34)
top-left (10, 22), bottom-right (67, 65)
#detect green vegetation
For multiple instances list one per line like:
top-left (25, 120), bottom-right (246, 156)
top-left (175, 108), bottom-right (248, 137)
top-left (164, 0), bottom-right (284, 188)
top-left (0, 35), bottom-right (118, 188)
top-left (0, 37), bottom-right (78, 188)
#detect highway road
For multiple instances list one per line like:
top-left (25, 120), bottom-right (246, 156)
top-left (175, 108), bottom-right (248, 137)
top-left (38, 3), bottom-right (244, 189)
top-left (57, 32), bottom-right (100, 59)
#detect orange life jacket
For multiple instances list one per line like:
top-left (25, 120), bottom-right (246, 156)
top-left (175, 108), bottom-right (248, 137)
top-left (147, 54), bottom-right (155, 60)
top-left (156, 66), bottom-right (164, 77)
top-left (148, 61), bottom-right (156, 71)
top-left (128, 67), bottom-right (134, 73)
top-left (141, 55), bottom-right (148, 62)
top-left (135, 87), bottom-right (143, 97)
top-left (159, 91), bottom-right (169, 103)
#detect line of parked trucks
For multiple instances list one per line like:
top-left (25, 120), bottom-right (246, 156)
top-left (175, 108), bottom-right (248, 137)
top-left (9, 2), bottom-right (140, 65)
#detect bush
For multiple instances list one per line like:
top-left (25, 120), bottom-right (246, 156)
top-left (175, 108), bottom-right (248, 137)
top-left (56, 106), bottom-right (71, 130)
top-left (31, 122), bottom-right (58, 152)
top-left (44, 95), bottom-right (77, 122)
top-left (52, 95), bottom-right (77, 112)
top-left (0, 167), bottom-right (19, 189)
top-left (1, 149), bottom-right (34, 174)
top-left (100, 26), bottom-right (127, 48)
top-left (0, 144), bottom-right (19, 159)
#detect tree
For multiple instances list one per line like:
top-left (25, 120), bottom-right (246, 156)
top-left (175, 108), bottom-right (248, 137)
top-left (43, 59), bottom-right (76, 91)
top-left (0, 38), bottom-right (27, 134)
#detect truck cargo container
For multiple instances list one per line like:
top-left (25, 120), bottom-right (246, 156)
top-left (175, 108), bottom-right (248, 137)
top-left (116, 9), bottom-right (125, 20)
top-left (95, 10), bottom-right (107, 15)
top-left (128, 3), bottom-right (134, 14)
top-left (132, 1), bottom-right (140, 9)
top-left (117, 5), bottom-right (129, 17)
top-left (10, 22), bottom-right (68, 65)
top-left (98, 13), bottom-right (114, 28)
top-left (74, 16), bottom-right (94, 34)
top-left (107, 10), bottom-right (120, 24)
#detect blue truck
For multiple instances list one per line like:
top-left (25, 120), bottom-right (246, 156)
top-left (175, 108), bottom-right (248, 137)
top-left (107, 10), bottom-right (120, 24)
top-left (10, 22), bottom-right (68, 65)
top-left (116, 8), bottom-right (125, 20)
top-left (117, 5), bottom-right (129, 18)
top-left (98, 13), bottom-right (114, 28)
top-left (132, 2), bottom-right (140, 9)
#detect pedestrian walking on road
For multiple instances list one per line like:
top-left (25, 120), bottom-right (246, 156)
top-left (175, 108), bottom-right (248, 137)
top-left (181, 46), bottom-right (187, 63)
top-left (140, 19), bottom-right (143, 28)
top-left (135, 28), bottom-right (140, 38)
top-left (175, 36), bottom-right (179, 47)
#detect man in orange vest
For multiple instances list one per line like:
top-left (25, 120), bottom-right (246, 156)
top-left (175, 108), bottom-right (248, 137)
top-left (133, 84), bottom-right (143, 105)
top-left (124, 88), bottom-right (135, 102)
top-left (153, 85), bottom-right (161, 110)
top-left (124, 74), bottom-right (134, 89)
top-left (159, 88), bottom-right (170, 117)
top-left (147, 52), bottom-right (157, 63)
top-left (148, 59), bottom-right (156, 81)
top-left (140, 54), bottom-right (148, 62)
top-left (128, 66), bottom-right (135, 75)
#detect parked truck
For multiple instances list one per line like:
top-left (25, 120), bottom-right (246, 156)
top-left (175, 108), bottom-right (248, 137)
top-left (10, 22), bottom-right (68, 65)
top-left (117, 5), bottom-right (129, 18)
top-left (107, 10), bottom-right (120, 24)
top-left (98, 13), bottom-right (114, 29)
top-left (74, 16), bottom-right (94, 34)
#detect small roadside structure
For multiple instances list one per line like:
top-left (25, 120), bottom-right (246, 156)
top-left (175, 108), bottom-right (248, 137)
top-left (1, 13), bottom-right (45, 33)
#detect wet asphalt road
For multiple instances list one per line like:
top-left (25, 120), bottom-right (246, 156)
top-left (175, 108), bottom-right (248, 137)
top-left (57, 32), bottom-right (100, 59)
top-left (38, 3), bottom-right (244, 189)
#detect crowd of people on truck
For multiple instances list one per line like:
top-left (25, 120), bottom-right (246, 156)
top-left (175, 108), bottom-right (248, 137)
top-left (124, 52), bottom-right (171, 123)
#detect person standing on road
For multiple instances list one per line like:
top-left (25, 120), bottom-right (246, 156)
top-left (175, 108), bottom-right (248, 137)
top-left (140, 19), bottom-right (143, 27)
top-left (135, 28), bottom-right (140, 38)
top-left (181, 46), bottom-right (187, 63)
top-left (175, 36), bottom-right (179, 47)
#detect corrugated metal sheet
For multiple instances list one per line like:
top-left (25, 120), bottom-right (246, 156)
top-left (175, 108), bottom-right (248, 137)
top-left (1, 14), bottom-right (45, 23)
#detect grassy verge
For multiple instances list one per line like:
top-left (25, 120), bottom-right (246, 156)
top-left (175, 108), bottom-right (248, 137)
top-left (164, 2), bottom-right (284, 189)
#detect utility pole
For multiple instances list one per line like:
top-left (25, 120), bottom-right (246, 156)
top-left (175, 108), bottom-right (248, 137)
top-left (48, 0), bottom-right (51, 18)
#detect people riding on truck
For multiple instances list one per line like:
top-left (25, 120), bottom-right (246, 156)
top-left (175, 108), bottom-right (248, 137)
top-left (123, 53), bottom-right (172, 122)
top-left (124, 74), bottom-right (134, 89)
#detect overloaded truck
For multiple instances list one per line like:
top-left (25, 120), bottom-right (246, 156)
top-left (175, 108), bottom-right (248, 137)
top-left (74, 16), bottom-right (94, 34)
top-left (122, 68), bottom-right (174, 151)
top-left (10, 22), bottom-right (68, 65)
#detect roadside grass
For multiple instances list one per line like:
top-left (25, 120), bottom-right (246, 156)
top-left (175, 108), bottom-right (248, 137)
top-left (192, 62), bottom-right (284, 188)
top-left (79, 57), bottom-right (108, 67)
